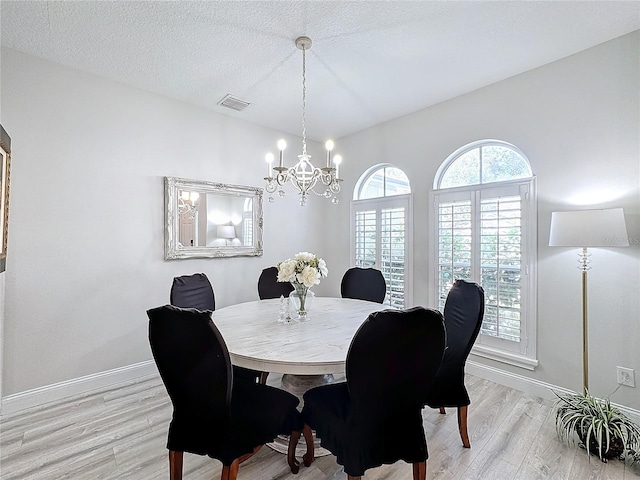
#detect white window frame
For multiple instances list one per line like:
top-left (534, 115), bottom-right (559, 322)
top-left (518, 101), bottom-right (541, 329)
top-left (430, 141), bottom-right (538, 370)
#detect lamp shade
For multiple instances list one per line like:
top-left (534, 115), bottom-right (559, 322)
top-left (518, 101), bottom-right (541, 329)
top-left (549, 208), bottom-right (629, 247)
top-left (217, 225), bottom-right (236, 239)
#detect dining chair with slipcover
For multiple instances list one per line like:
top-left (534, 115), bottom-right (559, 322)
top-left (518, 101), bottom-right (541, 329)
top-left (340, 267), bottom-right (386, 304)
top-left (148, 305), bottom-right (311, 480)
top-left (299, 306), bottom-right (446, 480)
top-left (425, 279), bottom-right (485, 448)
top-left (170, 273), bottom-right (215, 311)
top-left (257, 266), bottom-right (294, 300)
top-left (170, 273), bottom-right (267, 384)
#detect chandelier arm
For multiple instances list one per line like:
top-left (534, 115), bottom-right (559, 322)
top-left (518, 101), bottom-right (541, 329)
top-left (275, 171), bottom-right (290, 186)
top-left (265, 180), bottom-right (277, 194)
top-left (318, 170), bottom-right (337, 186)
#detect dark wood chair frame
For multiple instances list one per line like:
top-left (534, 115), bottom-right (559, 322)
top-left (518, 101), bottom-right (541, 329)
top-left (167, 432), bottom-right (313, 480)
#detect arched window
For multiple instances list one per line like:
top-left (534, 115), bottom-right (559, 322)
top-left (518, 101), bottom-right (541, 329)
top-left (352, 164), bottom-right (412, 308)
top-left (432, 140), bottom-right (538, 369)
top-left (355, 165), bottom-right (411, 200)
top-left (436, 141), bottom-right (532, 188)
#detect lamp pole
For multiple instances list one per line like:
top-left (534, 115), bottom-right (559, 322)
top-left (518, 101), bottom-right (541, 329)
top-left (580, 248), bottom-right (589, 394)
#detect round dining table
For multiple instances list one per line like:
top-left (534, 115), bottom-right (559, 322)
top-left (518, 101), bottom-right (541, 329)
top-left (212, 296), bottom-right (386, 455)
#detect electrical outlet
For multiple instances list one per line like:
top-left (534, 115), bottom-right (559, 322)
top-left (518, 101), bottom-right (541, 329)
top-left (616, 366), bottom-right (635, 387)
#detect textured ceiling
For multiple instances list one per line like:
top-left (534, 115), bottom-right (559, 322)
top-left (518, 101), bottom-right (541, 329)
top-left (2, 1), bottom-right (639, 141)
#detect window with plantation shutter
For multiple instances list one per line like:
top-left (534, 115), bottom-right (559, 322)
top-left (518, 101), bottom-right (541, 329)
top-left (432, 140), bottom-right (538, 369)
top-left (381, 206), bottom-right (407, 308)
top-left (243, 198), bottom-right (253, 246)
top-left (352, 165), bottom-right (412, 308)
top-left (480, 194), bottom-right (522, 342)
top-left (354, 209), bottom-right (376, 268)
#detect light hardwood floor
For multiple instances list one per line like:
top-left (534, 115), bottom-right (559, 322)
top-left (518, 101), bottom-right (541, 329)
top-left (1, 374), bottom-right (638, 479)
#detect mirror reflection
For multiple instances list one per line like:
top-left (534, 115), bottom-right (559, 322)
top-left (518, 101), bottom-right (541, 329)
top-left (177, 190), bottom-right (254, 247)
top-left (165, 177), bottom-right (263, 259)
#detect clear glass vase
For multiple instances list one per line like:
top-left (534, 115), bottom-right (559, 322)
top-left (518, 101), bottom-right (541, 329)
top-left (289, 283), bottom-right (314, 320)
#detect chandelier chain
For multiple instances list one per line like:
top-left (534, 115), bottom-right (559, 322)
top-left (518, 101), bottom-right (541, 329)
top-left (301, 45), bottom-right (307, 156)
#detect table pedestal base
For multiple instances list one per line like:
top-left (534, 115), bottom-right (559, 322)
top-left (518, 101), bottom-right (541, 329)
top-left (267, 373), bottom-right (335, 457)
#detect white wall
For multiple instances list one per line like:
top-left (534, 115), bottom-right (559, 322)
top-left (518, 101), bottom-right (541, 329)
top-left (0, 48), bottom-right (328, 397)
top-left (323, 31), bottom-right (640, 410)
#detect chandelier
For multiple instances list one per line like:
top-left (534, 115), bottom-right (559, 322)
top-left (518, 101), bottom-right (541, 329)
top-left (178, 190), bottom-right (199, 219)
top-left (264, 36), bottom-right (342, 206)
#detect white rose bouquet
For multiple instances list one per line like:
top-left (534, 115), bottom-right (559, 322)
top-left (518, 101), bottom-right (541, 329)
top-left (277, 251), bottom-right (328, 288)
top-left (277, 252), bottom-right (328, 318)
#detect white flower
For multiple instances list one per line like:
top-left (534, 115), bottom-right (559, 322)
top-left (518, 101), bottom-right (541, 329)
top-left (277, 259), bottom-right (297, 282)
top-left (298, 265), bottom-right (321, 288)
top-left (294, 251), bottom-right (315, 262)
top-left (318, 258), bottom-right (328, 277)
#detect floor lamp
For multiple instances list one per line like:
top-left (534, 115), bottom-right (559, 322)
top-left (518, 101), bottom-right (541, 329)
top-left (549, 208), bottom-right (629, 395)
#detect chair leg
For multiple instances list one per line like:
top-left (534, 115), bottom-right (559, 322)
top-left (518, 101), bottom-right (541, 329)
top-left (259, 371), bottom-right (269, 384)
top-left (237, 445), bottom-right (261, 465)
top-left (457, 405), bottom-right (470, 448)
top-left (412, 461), bottom-right (427, 480)
top-left (301, 424), bottom-right (315, 467)
top-left (288, 430), bottom-right (301, 474)
top-left (439, 406), bottom-right (446, 414)
top-left (169, 451), bottom-right (183, 480)
top-left (220, 458), bottom-right (240, 480)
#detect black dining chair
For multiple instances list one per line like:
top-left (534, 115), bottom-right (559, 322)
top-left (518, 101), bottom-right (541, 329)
top-left (340, 267), bottom-right (386, 303)
top-left (425, 279), bottom-right (485, 448)
top-left (300, 307), bottom-right (446, 480)
top-left (148, 305), bottom-right (309, 479)
top-left (257, 266), bottom-right (294, 300)
top-left (170, 273), bottom-right (268, 384)
top-left (170, 273), bottom-right (215, 311)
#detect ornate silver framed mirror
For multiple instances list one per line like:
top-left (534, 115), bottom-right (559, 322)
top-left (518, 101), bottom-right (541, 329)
top-left (164, 177), bottom-right (263, 259)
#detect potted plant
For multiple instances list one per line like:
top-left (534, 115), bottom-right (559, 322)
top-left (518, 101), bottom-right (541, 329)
top-left (555, 390), bottom-right (640, 463)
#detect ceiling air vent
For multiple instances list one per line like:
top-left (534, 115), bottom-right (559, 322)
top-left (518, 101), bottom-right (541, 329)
top-left (217, 94), bottom-right (250, 112)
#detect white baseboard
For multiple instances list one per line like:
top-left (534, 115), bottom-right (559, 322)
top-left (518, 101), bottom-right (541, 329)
top-left (467, 360), bottom-right (640, 425)
top-left (2, 359), bottom-right (639, 426)
top-left (1, 360), bottom-right (158, 415)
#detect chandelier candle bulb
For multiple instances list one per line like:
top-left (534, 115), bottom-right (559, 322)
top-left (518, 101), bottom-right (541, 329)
top-left (325, 140), bottom-right (334, 168)
top-left (265, 153), bottom-right (274, 178)
top-left (277, 139), bottom-right (286, 168)
top-left (334, 155), bottom-right (342, 178)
